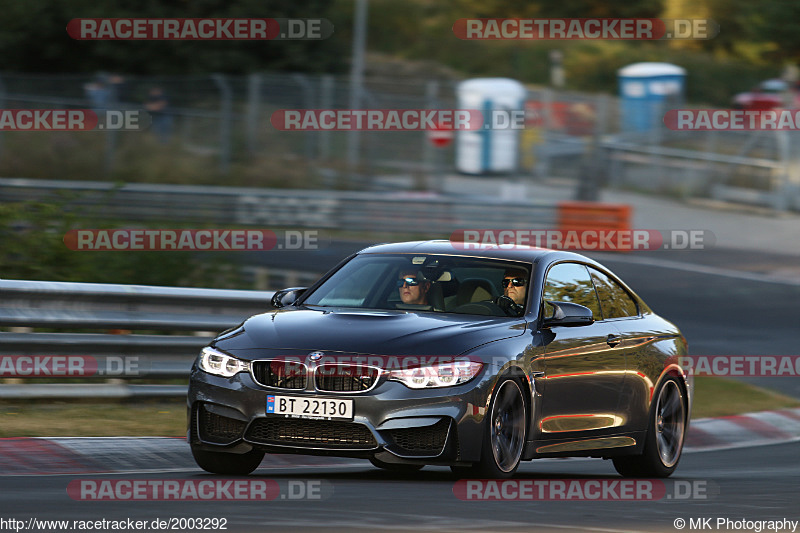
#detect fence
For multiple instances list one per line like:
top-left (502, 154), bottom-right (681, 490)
top-left (2, 71), bottom-right (799, 210)
top-left (0, 72), bottom-right (456, 181)
top-left (600, 140), bottom-right (793, 209)
top-left (0, 279), bottom-right (275, 399)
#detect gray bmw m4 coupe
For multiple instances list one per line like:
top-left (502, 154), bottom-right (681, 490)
top-left (188, 240), bottom-right (691, 478)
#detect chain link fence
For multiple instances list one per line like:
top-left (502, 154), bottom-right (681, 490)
top-left (1, 71), bottom-right (798, 209)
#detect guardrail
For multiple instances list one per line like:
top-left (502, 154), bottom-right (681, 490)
top-left (0, 177), bottom-right (558, 233)
top-left (601, 141), bottom-right (792, 209)
top-left (0, 279), bottom-right (274, 399)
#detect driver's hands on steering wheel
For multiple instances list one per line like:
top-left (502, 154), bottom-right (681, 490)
top-left (494, 295), bottom-right (524, 317)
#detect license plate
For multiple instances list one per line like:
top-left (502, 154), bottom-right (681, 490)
top-left (266, 395), bottom-right (353, 420)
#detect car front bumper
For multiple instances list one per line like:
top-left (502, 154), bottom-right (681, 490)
top-left (187, 364), bottom-right (497, 465)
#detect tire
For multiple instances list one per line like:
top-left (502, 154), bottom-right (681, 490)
top-left (613, 376), bottom-right (687, 478)
top-left (452, 377), bottom-right (527, 479)
top-left (369, 457), bottom-right (424, 472)
top-left (191, 445), bottom-right (265, 475)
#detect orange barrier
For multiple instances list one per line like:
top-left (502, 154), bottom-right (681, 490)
top-left (556, 201), bottom-right (632, 252)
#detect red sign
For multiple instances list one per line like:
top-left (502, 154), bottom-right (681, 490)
top-left (427, 121), bottom-right (455, 147)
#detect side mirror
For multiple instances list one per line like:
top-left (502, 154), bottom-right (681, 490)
top-left (271, 287), bottom-right (308, 309)
top-left (542, 301), bottom-right (594, 328)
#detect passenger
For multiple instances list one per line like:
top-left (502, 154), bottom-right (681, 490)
top-left (397, 270), bottom-right (431, 305)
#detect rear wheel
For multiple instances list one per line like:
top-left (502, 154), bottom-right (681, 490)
top-left (191, 445), bottom-right (264, 475)
top-left (452, 377), bottom-right (527, 479)
top-left (613, 377), bottom-right (687, 478)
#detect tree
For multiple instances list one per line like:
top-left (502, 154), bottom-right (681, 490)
top-left (0, 0), bottom-right (349, 74)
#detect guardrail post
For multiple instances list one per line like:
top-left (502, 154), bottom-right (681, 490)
top-left (0, 74), bottom-right (5, 159)
top-left (212, 74), bottom-right (232, 175)
top-left (103, 83), bottom-right (119, 177)
top-left (293, 74), bottom-right (316, 163)
top-left (704, 129), bottom-right (718, 191)
top-left (246, 73), bottom-right (261, 157)
top-left (774, 130), bottom-right (791, 211)
top-left (346, 0), bottom-right (368, 185)
top-left (539, 88), bottom-right (554, 179)
top-left (424, 80), bottom-right (439, 191)
top-left (319, 75), bottom-right (334, 162)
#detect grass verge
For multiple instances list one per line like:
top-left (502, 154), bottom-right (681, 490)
top-left (691, 376), bottom-right (800, 419)
top-left (0, 378), bottom-right (798, 437)
top-left (0, 399), bottom-right (186, 438)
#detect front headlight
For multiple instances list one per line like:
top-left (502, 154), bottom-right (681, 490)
top-left (388, 360), bottom-right (483, 389)
top-left (198, 347), bottom-right (250, 377)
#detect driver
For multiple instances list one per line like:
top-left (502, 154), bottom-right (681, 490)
top-left (495, 268), bottom-right (527, 316)
top-left (397, 270), bottom-right (431, 305)
top-left (501, 268), bottom-right (528, 306)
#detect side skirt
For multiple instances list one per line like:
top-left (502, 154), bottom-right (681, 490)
top-left (523, 431), bottom-right (646, 460)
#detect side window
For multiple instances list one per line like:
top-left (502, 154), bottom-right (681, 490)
top-left (543, 263), bottom-right (602, 320)
top-left (589, 267), bottom-right (639, 319)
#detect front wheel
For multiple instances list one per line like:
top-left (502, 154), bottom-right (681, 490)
top-left (191, 445), bottom-right (264, 475)
top-left (453, 377), bottom-right (527, 479)
top-left (613, 376), bottom-right (687, 478)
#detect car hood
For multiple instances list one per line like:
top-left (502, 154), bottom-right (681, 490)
top-left (212, 306), bottom-right (527, 359)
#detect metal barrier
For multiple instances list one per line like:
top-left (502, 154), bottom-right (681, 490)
top-left (557, 201), bottom-right (631, 232)
top-left (602, 140), bottom-right (790, 207)
top-left (0, 279), bottom-right (274, 399)
top-left (0, 177), bottom-right (558, 232)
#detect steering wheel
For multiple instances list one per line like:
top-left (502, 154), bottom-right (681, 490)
top-left (450, 300), bottom-right (506, 316)
top-left (495, 295), bottom-right (525, 317)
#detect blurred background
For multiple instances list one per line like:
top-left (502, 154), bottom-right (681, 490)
top-left (2, 0), bottom-right (800, 287)
top-left (2, 0), bottom-right (800, 417)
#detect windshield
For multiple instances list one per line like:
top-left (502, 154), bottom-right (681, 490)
top-left (302, 253), bottom-right (531, 317)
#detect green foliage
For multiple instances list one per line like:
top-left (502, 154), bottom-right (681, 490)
top-left (366, 0), bottom-right (789, 106)
top-left (445, 0), bottom-right (662, 18)
top-left (558, 42), bottom-right (778, 105)
top-left (0, 0), bottom-right (794, 102)
top-left (0, 0), bottom-right (350, 74)
top-left (0, 200), bottom-right (246, 288)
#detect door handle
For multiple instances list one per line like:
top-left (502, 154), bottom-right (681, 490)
top-left (607, 334), bottom-right (621, 347)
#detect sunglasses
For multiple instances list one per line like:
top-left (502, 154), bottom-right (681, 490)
top-left (397, 277), bottom-right (421, 287)
top-left (502, 277), bottom-right (527, 288)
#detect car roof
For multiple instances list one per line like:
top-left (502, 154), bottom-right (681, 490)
top-left (356, 240), bottom-right (602, 267)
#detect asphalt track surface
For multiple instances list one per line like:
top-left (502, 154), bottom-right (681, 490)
top-left (1, 443), bottom-right (798, 532)
top-left (1, 241), bottom-right (799, 532)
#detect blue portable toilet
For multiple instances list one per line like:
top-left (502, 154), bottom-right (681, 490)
top-left (618, 62), bottom-right (686, 132)
top-left (456, 78), bottom-right (526, 174)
